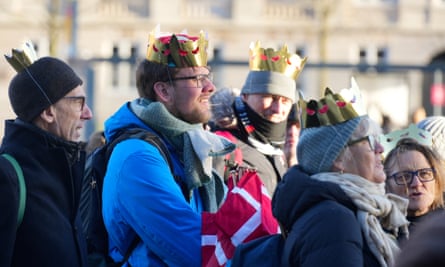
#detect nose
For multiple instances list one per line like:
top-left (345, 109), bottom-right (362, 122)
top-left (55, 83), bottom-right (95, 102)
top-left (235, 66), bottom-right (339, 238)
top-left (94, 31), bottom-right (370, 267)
top-left (409, 174), bottom-right (423, 187)
top-left (81, 104), bottom-right (93, 120)
top-left (203, 80), bottom-right (216, 93)
top-left (375, 141), bottom-right (384, 154)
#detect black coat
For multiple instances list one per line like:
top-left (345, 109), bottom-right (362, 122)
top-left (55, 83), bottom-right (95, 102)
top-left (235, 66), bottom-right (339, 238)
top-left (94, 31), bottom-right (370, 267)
top-left (0, 119), bottom-right (88, 267)
top-left (272, 166), bottom-right (380, 267)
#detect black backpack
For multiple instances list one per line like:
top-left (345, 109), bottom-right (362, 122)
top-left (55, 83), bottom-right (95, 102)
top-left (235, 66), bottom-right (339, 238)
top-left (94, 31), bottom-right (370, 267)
top-left (79, 128), bottom-right (180, 267)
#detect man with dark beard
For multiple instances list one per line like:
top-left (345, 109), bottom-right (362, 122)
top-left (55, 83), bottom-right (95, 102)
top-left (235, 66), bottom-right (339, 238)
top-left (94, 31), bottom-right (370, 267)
top-left (211, 41), bottom-right (306, 195)
top-left (101, 27), bottom-right (234, 266)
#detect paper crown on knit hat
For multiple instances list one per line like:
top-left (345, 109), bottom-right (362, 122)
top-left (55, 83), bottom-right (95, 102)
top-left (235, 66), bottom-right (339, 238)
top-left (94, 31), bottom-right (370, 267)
top-left (417, 116), bottom-right (445, 160)
top-left (297, 78), bottom-right (366, 174)
top-left (380, 124), bottom-right (432, 158)
top-left (5, 41), bottom-right (82, 122)
top-left (298, 77), bottom-right (366, 129)
top-left (146, 25), bottom-right (209, 68)
top-left (241, 41), bottom-right (307, 103)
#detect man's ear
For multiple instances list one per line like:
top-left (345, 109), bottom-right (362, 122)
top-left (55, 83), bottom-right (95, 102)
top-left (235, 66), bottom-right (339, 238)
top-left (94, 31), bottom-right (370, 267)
top-left (153, 81), bottom-right (171, 103)
top-left (39, 106), bottom-right (56, 123)
top-left (241, 93), bottom-right (248, 101)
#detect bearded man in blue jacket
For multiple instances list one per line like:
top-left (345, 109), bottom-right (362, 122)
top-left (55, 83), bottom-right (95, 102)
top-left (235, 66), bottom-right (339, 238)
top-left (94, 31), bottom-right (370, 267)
top-left (101, 27), bottom-right (234, 266)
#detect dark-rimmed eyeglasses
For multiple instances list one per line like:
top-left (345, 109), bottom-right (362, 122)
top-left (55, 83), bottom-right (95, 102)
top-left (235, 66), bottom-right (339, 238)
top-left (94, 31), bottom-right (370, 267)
top-left (62, 96), bottom-right (85, 112)
top-left (171, 73), bottom-right (213, 88)
top-left (347, 135), bottom-right (379, 151)
top-left (389, 168), bottom-right (435, 186)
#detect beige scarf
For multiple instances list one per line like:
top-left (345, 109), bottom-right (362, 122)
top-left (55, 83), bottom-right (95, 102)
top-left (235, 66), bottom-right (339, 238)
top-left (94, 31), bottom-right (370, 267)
top-left (312, 172), bottom-right (409, 267)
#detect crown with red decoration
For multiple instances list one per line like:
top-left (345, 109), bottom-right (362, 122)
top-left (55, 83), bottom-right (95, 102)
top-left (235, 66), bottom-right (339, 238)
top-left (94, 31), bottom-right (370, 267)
top-left (146, 26), bottom-right (208, 67)
top-left (299, 77), bottom-right (366, 129)
top-left (249, 41), bottom-right (307, 80)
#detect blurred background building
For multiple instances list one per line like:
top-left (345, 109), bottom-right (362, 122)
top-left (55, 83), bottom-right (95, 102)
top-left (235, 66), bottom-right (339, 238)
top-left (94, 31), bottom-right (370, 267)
top-left (1, 0), bottom-right (445, 139)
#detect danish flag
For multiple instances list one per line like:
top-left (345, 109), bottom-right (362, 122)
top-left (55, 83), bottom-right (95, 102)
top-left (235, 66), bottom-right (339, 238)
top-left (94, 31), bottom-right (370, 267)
top-left (201, 169), bottom-right (280, 267)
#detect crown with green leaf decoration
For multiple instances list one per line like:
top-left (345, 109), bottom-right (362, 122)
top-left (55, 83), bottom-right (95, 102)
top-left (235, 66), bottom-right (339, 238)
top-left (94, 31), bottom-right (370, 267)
top-left (4, 41), bottom-right (39, 72)
top-left (298, 77), bottom-right (366, 129)
top-left (380, 124), bottom-right (433, 158)
top-left (146, 25), bottom-right (208, 68)
top-left (249, 41), bottom-right (307, 80)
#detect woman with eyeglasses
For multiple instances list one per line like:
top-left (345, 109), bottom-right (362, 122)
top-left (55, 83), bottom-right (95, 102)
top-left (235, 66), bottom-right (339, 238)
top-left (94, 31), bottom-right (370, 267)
top-left (271, 84), bottom-right (409, 267)
top-left (384, 138), bottom-right (445, 237)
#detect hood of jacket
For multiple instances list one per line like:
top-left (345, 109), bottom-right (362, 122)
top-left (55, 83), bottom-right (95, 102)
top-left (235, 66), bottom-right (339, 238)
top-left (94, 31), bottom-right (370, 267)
top-left (272, 165), bottom-right (356, 232)
top-left (103, 102), bottom-right (149, 142)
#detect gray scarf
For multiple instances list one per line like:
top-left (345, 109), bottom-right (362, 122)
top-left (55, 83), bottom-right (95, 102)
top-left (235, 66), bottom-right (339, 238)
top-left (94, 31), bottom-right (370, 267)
top-left (130, 98), bottom-right (235, 191)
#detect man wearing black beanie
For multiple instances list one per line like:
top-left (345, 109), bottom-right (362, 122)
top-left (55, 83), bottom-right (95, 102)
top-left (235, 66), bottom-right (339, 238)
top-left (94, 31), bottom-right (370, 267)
top-left (0, 43), bottom-right (92, 267)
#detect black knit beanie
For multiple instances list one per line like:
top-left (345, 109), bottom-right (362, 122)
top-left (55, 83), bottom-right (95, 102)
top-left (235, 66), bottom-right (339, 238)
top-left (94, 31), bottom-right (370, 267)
top-left (8, 57), bottom-right (83, 122)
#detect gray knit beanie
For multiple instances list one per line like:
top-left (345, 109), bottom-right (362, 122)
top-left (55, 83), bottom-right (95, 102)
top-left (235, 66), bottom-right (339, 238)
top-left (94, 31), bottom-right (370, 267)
top-left (417, 116), bottom-right (445, 160)
top-left (241, 71), bottom-right (296, 102)
top-left (8, 57), bottom-right (82, 122)
top-left (297, 116), bottom-right (362, 174)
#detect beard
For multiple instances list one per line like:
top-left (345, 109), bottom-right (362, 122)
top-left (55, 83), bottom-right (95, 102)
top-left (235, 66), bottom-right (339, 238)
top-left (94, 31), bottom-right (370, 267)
top-left (172, 103), bottom-right (212, 124)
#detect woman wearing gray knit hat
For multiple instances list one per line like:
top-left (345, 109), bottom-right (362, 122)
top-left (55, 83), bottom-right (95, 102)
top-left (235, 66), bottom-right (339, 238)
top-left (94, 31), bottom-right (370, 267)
top-left (0, 42), bottom-right (92, 267)
top-left (272, 79), bottom-right (409, 267)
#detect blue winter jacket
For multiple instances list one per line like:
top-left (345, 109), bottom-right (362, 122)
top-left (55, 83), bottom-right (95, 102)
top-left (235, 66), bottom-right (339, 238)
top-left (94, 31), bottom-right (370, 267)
top-left (102, 103), bottom-right (209, 266)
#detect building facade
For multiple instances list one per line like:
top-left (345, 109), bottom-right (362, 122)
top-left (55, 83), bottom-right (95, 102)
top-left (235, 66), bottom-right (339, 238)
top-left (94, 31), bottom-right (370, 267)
top-left (1, 0), bottom-right (445, 139)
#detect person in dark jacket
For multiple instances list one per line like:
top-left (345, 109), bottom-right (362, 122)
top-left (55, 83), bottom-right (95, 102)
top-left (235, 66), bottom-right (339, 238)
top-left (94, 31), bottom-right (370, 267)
top-left (0, 42), bottom-right (92, 267)
top-left (211, 41), bottom-right (307, 195)
top-left (272, 80), bottom-right (409, 267)
top-left (393, 210), bottom-right (445, 267)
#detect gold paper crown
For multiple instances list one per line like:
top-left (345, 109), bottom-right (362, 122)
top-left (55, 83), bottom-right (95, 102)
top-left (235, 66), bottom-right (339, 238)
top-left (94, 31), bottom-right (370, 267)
top-left (4, 41), bottom-right (39, 72)
top-left (381, 124), bottom-right (433, 158)
top-left (299, 77), bottom-right (366, 129)
top-left (249, 41), bottom-right (307, 80)
top-left (146, 26), bottom-right (208, 67)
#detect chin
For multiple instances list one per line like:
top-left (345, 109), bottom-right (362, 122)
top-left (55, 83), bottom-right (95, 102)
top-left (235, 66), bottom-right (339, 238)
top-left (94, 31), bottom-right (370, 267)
top-left (373, 176), bottom-right (386, 184)
top-left (72, 133), bottom-right (81, 142)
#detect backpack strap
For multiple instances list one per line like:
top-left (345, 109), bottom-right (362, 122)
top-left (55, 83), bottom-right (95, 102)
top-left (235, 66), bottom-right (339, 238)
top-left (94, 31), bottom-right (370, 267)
top-left (138, 131), bottom-right (190, 201)
top-left (105, 128), bottom-right (183, 197)
top-left (1, 154), bottom-right (26, 229)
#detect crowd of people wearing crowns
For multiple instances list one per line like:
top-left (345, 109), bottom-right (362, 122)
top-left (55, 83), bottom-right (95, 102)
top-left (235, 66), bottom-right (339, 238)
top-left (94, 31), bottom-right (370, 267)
top-left (1, 24), bottom-right (445, 267)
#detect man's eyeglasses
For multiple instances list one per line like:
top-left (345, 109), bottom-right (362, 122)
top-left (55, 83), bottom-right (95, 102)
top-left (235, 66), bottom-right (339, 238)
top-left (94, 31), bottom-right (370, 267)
top-left (347, 135), bottom-right (380, 151)
top-left (171, 73), bottom-right (213, 88)
top-left (63, 96), bottom-right (85, 112)
top-left (389, 168), bottom-right (435, 186)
